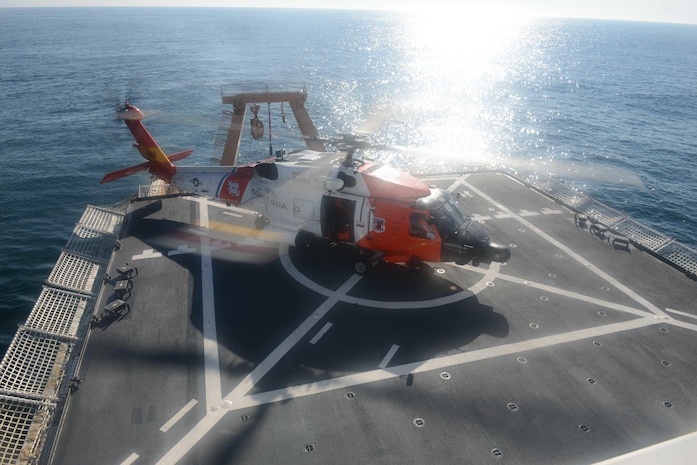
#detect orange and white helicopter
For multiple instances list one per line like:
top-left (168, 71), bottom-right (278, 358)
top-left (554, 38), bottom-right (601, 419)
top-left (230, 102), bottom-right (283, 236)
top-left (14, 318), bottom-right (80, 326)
top-left (103, 101), bottom-right (510, 275)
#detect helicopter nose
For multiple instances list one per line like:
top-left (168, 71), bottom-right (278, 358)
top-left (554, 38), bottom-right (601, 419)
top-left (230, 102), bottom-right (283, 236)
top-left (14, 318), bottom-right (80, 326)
top-left (487, 242), bottom-right (511, 263)
top-left (455, 223), bottom-right (510, 264)
top-left (460, 222), bottom-right (489, 257)
top-left (465, 222), bottom-right (511, 263)
top-left (442, 223), bottom-right (489, 262)
top-left (463, 223), bottom-right (489, 249)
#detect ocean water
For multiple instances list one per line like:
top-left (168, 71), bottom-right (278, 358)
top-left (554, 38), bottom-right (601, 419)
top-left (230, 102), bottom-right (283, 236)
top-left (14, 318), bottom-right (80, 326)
top-left (0, 8), bottom-right (696, 350)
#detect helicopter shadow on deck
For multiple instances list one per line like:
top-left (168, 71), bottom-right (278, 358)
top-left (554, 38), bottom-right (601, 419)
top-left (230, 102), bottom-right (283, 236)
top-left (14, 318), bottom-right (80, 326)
top-left (212, 246), bottom-right (509, 394)
top-left (119, 199), bottom-right (202, 251)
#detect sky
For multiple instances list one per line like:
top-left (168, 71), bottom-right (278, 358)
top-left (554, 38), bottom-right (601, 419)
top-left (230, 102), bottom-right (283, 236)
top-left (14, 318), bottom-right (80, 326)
top-left (0, 0), bottom-right (695, 25)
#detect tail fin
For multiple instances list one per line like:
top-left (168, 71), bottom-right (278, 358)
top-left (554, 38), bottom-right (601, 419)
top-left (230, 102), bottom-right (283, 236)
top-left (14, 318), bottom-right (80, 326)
top-left (101, 102), bottom-right (193, 184)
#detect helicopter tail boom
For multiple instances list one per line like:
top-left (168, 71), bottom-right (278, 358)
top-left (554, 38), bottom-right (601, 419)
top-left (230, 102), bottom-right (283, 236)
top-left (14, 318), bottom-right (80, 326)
top-left (101, 102), bottom-right (193, 184)
top-left (100, 148), bottom-right (193, 184)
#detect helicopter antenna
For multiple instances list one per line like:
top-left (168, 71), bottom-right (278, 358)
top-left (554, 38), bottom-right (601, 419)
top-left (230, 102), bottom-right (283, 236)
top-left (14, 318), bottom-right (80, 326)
top-left (342, 149), bottom-right (353, 168)
top-left (341, 146), bottom-right (357, 168)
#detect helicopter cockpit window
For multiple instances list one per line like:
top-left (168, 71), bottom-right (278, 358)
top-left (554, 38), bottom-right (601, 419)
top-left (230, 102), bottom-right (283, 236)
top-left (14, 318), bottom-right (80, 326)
top-left (430, 198), bottom-right (470, 238)
top-left (409, 213), bottom-right (437, 240)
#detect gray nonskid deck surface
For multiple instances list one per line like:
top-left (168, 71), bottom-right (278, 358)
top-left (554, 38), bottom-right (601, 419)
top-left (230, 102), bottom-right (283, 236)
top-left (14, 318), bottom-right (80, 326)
top-left (51, 174), bottom-right (697, 465)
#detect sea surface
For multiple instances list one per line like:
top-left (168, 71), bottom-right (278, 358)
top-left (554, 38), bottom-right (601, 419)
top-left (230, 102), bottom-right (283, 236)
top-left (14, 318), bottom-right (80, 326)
top-left (1, 7), bottom-right (696, 351)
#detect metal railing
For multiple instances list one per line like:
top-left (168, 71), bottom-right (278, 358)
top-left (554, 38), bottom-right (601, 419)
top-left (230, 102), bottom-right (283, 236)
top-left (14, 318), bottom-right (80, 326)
top-left (0, 203), bottom-right (126, 464)
top-left (512, 170), bottom-right (697, 279)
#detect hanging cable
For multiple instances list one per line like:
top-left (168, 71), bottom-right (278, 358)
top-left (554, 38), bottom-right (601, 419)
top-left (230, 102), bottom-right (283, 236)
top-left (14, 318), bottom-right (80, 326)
top-left (267, 101), bottom-right (273, 158)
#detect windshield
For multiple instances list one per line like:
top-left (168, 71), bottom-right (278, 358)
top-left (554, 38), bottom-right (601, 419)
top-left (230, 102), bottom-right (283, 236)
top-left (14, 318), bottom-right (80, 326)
top-left (430, 197), bottom-right (470, 238)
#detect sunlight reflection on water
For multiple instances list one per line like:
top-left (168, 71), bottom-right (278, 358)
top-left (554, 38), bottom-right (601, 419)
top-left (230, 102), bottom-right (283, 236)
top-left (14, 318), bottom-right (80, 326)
top-left (357, 11), bottom-right (547, 172)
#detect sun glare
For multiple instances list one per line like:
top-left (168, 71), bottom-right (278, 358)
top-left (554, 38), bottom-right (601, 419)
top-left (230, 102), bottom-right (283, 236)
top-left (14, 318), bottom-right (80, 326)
top-left (390, 5), bottom-right (533, 166)
top-left (402, 5), bottom-right (530, 78)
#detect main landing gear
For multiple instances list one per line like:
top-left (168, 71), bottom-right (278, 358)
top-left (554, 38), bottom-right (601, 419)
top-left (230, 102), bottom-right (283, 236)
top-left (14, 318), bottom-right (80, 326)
top-left (406, 256), bottom-right (433, 277)
top-left (353, 248), bottom-right (382, 276)
top-left (294, 231), bottom-right (381, 276)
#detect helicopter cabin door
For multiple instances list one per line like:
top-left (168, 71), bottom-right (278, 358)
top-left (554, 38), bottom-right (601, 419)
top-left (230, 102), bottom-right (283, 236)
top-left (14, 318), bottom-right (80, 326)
top-left (321, 196), bottom-right (356, 243)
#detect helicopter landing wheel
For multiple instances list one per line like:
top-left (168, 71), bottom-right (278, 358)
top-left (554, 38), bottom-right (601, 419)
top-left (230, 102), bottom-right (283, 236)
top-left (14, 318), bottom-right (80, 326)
top-left (353, 248), bottom-right (379, 276)
top-left (254, 214), bottom-right (271, 229)
top-left (407, 256), bottom-right (432, 276)
top-left (354, 260), bottom-right (369, 276)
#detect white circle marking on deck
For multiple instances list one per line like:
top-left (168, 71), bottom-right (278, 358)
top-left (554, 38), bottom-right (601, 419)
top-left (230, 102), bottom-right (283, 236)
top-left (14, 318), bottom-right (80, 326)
top-left (279, 243), bottom-right (499, 309)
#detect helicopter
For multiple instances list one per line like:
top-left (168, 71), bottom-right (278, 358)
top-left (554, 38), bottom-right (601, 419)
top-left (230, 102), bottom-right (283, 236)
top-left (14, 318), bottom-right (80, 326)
top-left (102, 102), bottom-right (511, 275)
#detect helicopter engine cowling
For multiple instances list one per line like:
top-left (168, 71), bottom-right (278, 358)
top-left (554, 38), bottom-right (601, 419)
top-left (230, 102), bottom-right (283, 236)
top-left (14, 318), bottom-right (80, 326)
top-left (320, 176), bottom-right (344, 191)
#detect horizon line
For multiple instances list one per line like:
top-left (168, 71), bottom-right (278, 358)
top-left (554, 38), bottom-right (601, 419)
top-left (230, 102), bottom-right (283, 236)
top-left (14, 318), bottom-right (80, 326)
top-left (1, 4), bottom-right (696, 27)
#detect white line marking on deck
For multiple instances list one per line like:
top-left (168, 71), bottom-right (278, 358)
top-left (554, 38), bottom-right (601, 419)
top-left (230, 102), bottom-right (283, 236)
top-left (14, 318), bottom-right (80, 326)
top-left (234, 317), bottom-right (659, 410)
top-left (160, 399), bottom-right (199, 433)
top-left (497, 273), bottom-right (651, 318)
top-left (152, 177), bottom-right (678, 464)
top-left (309, 322), bottom-right (334, 344)
top-left (281, 243), bottom-right (497, 307)
top-left (666, 319), bottom-right (697, 333)
top-left (119, 452), bottom-right (139, 465)
top-left (665, 308), bottom-right (697, 320)
top-left (461, 179), bottom-right (670, 319)
top-left (444, 175), bottom-right (467, 192)
top-left (196, 198), bottom-right (222, 411)
top-left (592, 429), bottom-right (697, 465)
top-left (664, 309), bottom-right (697, 333)
top-left (154, 268), bottom-right (363, 465)
top-left (425, 174), bottom-right (470, 184)
top-left (541, 208), bottom-right (562, 215)
top-left (167, 245), bottom-right (198, 256)
top-left (379, 344), bottom-right (400, 369)
top-left (132, 249), bottom-right (163, 260)
top-left (226, 272), bottom-right (362, 400)
top-left (518, 209), bottom-right (540, 217)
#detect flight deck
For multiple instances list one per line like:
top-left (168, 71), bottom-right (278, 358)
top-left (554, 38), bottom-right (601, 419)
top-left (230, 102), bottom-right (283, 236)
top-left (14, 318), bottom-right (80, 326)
top-left (41, 172), bottom-right (697, 465)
